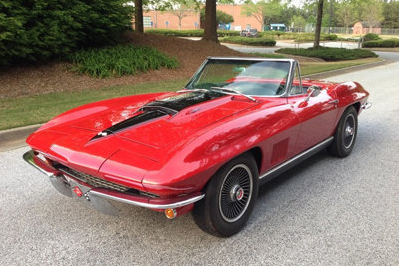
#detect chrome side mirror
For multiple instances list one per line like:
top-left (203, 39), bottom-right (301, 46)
top-left (304, 85), bottom-right (321, 102)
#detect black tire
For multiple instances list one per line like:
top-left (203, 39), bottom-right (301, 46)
top-left (328, 106), bottom-right (358, 158)
top-left (192, 153), bottom-right (259, 237)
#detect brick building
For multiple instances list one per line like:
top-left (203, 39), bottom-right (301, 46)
top-left (142, 4), bottom-right (262, 31)
top-left (352, 21), bottom-right (382, 35)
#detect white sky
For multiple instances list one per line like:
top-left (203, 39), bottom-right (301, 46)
top-left (290, 0), bottom-right (305, 7)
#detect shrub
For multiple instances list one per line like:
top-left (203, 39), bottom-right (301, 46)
top-left (363, 33), bottom-right (381, 42)
top-left (145, 29), bottom-right (204, 37)
top-left (145, 29), bottom-right (240, 37)
top-left (276, 47), bottom-right (378, 61)
top-left (0, 0), bottom-right (132, 66)
top-left (219, 36), bottom-right (276, 46)
top-left (259, 32), bottom-right (337, 42)
top-left (323, 34), bottom-right (338, 41)
top-left (217, 30), bottom-right (240, 37)
top-left (362, 38), bottom-right (399, 48)
top-left (69, 45), bottom-right (179, 78)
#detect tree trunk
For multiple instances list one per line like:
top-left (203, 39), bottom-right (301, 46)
top-left (135, 0), bottom-right (144, 33)
top-left (313, 0), bottom-right (324, 48)
top-left (202, 0), bottom-right (218, 43)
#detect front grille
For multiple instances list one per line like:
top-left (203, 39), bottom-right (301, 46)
top-left (49, 161), bottom-right (159, 198)
top-left (59, 166), bottom-right (130, 193)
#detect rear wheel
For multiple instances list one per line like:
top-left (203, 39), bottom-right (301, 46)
top-left (328, 106), bottom-right (358, 157)
top-left (193, 153), bottom-right (259, 237)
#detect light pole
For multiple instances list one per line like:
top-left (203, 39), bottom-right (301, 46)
top-left (328, 0), bottom-right (333, 34)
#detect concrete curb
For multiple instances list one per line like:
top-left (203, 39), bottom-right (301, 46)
top-left (0, 124), bottom-right (42, 152)
top-left (304, 58), bottom-right (390, 80)
top-left (0, 58), bottom-right (392, 152)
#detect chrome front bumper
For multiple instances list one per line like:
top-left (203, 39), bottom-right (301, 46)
top-left (23, 150), bottom-right (204, 216)
top-left (361, 102), bottom-right (372, 110)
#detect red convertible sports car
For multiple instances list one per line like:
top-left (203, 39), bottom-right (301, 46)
top-left (24, 57), bottom-right (371, 237)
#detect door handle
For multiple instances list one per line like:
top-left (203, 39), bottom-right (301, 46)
top-left (328, 99), bottom-right (339, 104)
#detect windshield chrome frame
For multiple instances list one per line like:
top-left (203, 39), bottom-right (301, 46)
top-left (184, 57), bottom-right (297, 98)
top-left (286, 60), bottom-right (304, 97)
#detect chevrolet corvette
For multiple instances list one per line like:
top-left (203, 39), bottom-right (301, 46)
top-left (24, 57), bottom-right (371, 237)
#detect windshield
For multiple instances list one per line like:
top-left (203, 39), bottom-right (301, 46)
top-left (185, 59), bottom-right (291, 97)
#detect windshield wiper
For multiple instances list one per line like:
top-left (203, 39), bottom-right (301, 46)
top-left (210, 87), bottom-right (257, 102)
top-left (176, 88), bottom-right (208, 93)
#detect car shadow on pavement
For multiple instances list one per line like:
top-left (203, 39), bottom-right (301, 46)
top-left (257, 149), bottom-right (331, 198)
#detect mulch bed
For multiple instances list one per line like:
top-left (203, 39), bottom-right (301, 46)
top-left (0, 33), bottom-right (244, 99)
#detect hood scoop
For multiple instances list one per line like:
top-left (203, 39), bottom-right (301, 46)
top-left (145, 91), bottom-right (224, 111)
top-left (91, 91), bottom-right (224, 141)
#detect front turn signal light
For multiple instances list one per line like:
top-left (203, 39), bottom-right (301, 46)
top-left (165, 208), bottom-right (177, 219)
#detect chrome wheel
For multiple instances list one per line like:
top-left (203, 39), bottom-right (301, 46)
top-left (343, 113), bottom-right (356, 149)
top-left (193, 154), bottom-right (258, 237)
top-left (219, 164), bottom-right (253, 223)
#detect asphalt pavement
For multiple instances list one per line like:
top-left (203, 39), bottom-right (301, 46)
top-left (1, 53), bottom-right (399, 266)
top-left (225, 41), bottom-right (399, 63)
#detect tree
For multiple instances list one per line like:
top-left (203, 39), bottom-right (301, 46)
top-left (0, 0), bottom-right (133, 65)
top-left (242, 0), bottom-right (283, 31)
top-left (358, 0), bottom-right (384, 32)
top-left (200, 8), bottom-right (234, 26)
top-left (135, 0), bottom-right (144, 33)
top-left (168, 1), bottom-right (197, 30)
top-left (202, 0), bottom-right (218, 42)
top-left (382, 0), bottom-right (399, 28)
top-left (314, 0), bottom-right (324, 47)
top-left (216, 10), bottom-right (234, 24)
top-left (291, 15), bottom-right (307, 31)
top-left (336, 1), bottom-right (356, 33)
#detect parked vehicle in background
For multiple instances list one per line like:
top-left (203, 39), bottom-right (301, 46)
top-left (240, 28), bottom-right (258, 37)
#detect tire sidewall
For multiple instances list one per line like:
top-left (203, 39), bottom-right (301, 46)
top-left (205, 154), bottom-right (259, 237)
top-left (335, 107), bottom-right (358, 157)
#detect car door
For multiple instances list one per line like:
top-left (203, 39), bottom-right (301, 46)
top-left (287, 64), bottom-right (339, 154)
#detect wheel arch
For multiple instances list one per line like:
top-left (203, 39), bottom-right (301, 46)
top-left (248, 146), bottom-right (263, 174)
top-left (353, 102), bottom-right (361, 114)
top-left (201, 146), bottom-right (263, 193)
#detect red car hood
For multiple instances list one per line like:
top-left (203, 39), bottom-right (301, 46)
top-left (69, 94), bottom-right (255, 149)
top-left (27, 91), bottom-right (258, 185)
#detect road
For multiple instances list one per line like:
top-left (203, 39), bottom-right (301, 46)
top-left (225, 41), bottom-right (399, 62)
top-left (1, 58), bottom-right (399, 266)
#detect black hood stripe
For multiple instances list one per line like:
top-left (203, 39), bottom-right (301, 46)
top-left (145, 91), bottom-right (224, 112)
top-left (91, 110), bottom-right (166, 141)
top-left (91, 91), bottom-right (224, 141)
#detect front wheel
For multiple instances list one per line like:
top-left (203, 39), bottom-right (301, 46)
top-left (328, 106), bottom-right (358, 157)
top-left (193, 153), bottom-right (259, 237)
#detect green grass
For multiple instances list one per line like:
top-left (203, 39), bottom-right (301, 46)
top-left (0, 57), bottom-right (381, 130)
top-left (276, 47), bottom-right (377, 61)
top-left (0, 79), bottom-right (187, 130)
top-left (300, 58), bottom-right (381, 76)
top-left (69, 45), bottom-right (179, 78)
